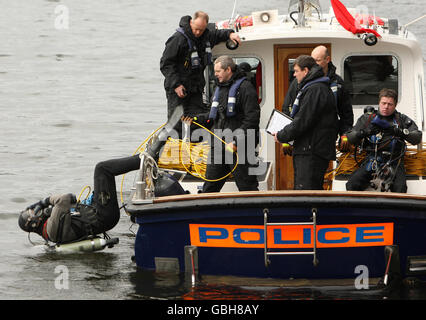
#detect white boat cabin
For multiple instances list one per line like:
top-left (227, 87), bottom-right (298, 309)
top-left (157, 0), bottom-right (425, 196)
top-left (188, 0), bottom-right (424, 195)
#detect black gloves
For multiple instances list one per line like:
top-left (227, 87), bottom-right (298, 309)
top-left (26, 197), bottom-right (51, 215)
top-left (68, 193), bottom-right (77, 204)
top-left (282, 143), bottom-right (293, 156)
top-left (385, 126), bottom-right (405, 137)
top-left (338, 135), bottom-right (351, 152)
top-left (357, 125), bottom-right (407, 139)
top-left (357, 125), bottom-right (379, 139)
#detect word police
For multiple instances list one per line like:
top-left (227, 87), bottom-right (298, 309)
top-left (167, 304), bottom-right (260, 317)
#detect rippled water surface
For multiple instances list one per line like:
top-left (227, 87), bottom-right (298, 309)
top-left (0, 0), bottom-right (425, 301)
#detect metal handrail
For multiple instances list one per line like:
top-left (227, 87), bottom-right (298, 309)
top-left (264, 207), bottom-right (318, 267)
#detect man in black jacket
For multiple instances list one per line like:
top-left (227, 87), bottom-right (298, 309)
top-left (346, 88), bottom-right (422, 192)
top-left (273, 55), bottom-right (338, 190)
top-left (160, 11), bottom-right (240, 131)
top-left (192, 55), bottom-right (260, 192)
top-left (282, 45), bottom-right (353, 151)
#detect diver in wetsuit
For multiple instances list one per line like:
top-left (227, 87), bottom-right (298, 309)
top-left (346, 88), bottom-right (422, 192)
top-left (18, 155), bottom-right (141, 244)
top-left (19, 107), bottom-right (187, 244)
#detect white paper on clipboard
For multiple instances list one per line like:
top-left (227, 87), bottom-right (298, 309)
top-left (266, 109), bottom-right (294, 145)
top-left (266, 109), bottom-right (293, 134)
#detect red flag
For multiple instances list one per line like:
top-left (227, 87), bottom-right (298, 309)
top-left (331, 0), bottom-right (381, 38)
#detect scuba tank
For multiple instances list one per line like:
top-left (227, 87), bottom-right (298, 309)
top-left (47, 237), bottom-right (119, 253)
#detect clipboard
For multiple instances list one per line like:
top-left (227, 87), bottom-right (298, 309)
top-left (266, 109), bottom-right (293, 135)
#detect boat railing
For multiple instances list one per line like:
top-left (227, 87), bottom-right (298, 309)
top-left (263, 207), bottom-right (319, 267)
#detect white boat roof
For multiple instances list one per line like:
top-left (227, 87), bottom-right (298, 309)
top-left (217, 7), bottom-right (420, 47)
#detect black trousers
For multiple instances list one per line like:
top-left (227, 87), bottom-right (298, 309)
top-left (202, 148), bottom-right (259, 193)
top-left (346, 161), bottom-right (407, 193)
top-left (166, 90), bottom-right (209, 139)
top-left (93, 154), bottom-right (141, 233)
top-left (293, 154), bottom-right (330, 190)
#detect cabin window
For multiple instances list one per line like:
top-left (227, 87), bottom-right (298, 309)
top-left (344, 55), bottom-right (399, 106)
top-left (206, 57), bottom-right (263, 104)
top-left (288, 58), bottom-right (296, 84)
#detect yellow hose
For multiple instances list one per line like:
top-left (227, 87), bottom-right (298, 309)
top-left (77, 185), bottom-right (91, 202)
top-left (181, 120), bottom-right (239, 182)
top-left (119, 120), bottom-right (240, 211)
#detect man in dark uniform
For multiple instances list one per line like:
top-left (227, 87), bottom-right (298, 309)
top-left (273, 55), bottom-right (338, 190)
top-left (160, 11), bottom-right (240, 132)
top-left (346, 88), bottom-right (422, 192)
top-left (190, 55), bottom-right (260, 192)
top-left (282, 45), bottom-right (353, 152)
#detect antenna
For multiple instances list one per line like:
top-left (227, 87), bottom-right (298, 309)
top-left (229, 0), bottom-right (238, 25)
top-left (297, 0), bottom-right (306, 27)
top-left (405, 14), bottom-right (426, 28)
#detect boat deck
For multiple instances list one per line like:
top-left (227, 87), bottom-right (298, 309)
top-left (127, 190), bottom-right (426, 216)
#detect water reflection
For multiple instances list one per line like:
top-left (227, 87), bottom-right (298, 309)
top-left (128, 268), bottom-right (426, 300)
top-left (129, 269), bottom-right (189, 299)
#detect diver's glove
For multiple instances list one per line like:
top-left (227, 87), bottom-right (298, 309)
top-left (357, 125), bottom-right (380, 139)
top-left (338, 135), bottom-right (350, 152)
top-left (385, 126), bottom-right (405, 138)
top-left (282, 143), bottom-right (293, 156)
top-left (371, 116), bottom-right (391, 129)
top-left (26, 197), bottom-right (51, 215)
top-left (66, 193), bottom-right (77, 204)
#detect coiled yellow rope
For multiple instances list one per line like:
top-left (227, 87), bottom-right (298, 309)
top-left (159, 121), bottom-right (239, 182)
top-left (331, 143), bottom-right (426, 177)
top-left (119, 121), bottom-right (239, 210)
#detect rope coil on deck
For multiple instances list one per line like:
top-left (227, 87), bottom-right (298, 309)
top-left (333, 143), bottom-right (426, 177)
top-left (158, 138), bottom-right (210, 177)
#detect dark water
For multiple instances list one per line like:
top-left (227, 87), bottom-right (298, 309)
top-left (1, 0), bottom-right (425, 302)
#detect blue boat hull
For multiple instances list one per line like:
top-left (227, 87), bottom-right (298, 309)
top-left (129, 191), bottom-right (426, 280)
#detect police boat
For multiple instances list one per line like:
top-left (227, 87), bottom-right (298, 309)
top-left (125, 0), bottom-right (426, 285)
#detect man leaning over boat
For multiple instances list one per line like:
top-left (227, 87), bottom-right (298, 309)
top-left (160, 11), bottom-right (241, 137)
top-left (345, 88), bottom-right (422, 193)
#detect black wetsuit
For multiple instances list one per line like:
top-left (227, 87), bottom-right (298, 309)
top-left (346, 111), bottom-right (422, 192)
top-left (41, 155), bottom-right (141, 243)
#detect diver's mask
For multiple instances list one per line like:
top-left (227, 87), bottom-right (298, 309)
top-left (18, 207), bottom-right (51, 233)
